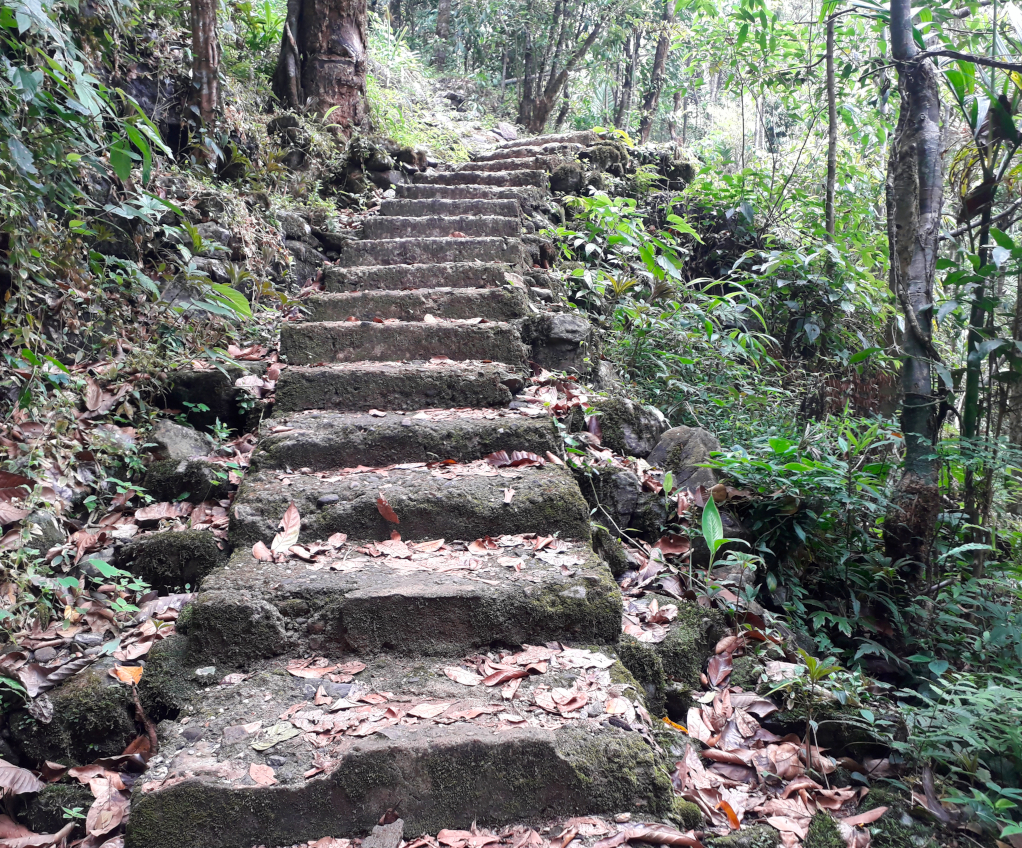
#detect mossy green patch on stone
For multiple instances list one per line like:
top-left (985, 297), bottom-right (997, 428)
top-left (668, 798), bottom-right (703, 830)
top-left (805, 814), bottom-right (844, 848)
top-left (705, 825), bottom-right (780, 848)
top-left (19, 782), bottom-right (92, 836)
top-left (858, 787), bottom-right (950, 848)
top-left (143, 459), bottom-right (229, 503)
top-left (138, 633), bottom-right (199, 721)
top-left (122, 529), bottom-right (222, 593)
top-left (9, 660), bottom-right (135, 765)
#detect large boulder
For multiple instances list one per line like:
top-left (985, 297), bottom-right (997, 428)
top-left (576, 465), bottom-right (641, 535)
top-left (646, 425), bottom-right (720, 492)
top-left (575, 395), bottom-right (669, 458)
top-left (519, 312), bottom-right (599, 378)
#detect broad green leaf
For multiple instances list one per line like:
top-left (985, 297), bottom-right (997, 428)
top-left (702, 493), bottom-right (724, 552)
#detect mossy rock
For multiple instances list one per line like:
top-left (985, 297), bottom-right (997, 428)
top-left (143, 459), bottom-right (230, 504)
top-left (121, 529), bottom-right (223, 593)
top-left (706, 825), bottom-right (780, 848)
top-left (859, 787), bottom-right (952, 848)
top-left (805, 814), bottom-right (844, 848)
top-left (668, 798), bottom-right (703, 830)
top-left (593, 527), bottom-right (631, 578)
top-left (8, 659), bottom-right (136, 766)
top-left (138, 633), bottom-right (199, 722)
top-left (18, 783), bottom-right (92, 836)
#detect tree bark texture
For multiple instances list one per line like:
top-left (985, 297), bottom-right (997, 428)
top-left (614, 29), bottom-right (641, 129)
top-left (190, 0), bottom-right (220, 125)
top-left (883, 0), bottom-right (944, 568)
top-left (825, 14), bottom-right (836, 239)
top-left (637, 0), bottom-right (674, 144)
top-left (433, 0), bottom-right (451, 68)
top-left (272, 0), bottom-right (368, 130)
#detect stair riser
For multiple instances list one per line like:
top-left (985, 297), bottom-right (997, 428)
top-left (362, 215), bottom-right (520, 239)
top-left (274, 364), bottom-right (516, 413)
top-left (305, 288), bottom-right (529, 323)
top-left (500, 130), bottom-right (597, 150)
top-left (396, 185), bottom-right (545, 202)
top-left (474, 143), bottom-right (584, 162)
top-left (337, 237), bottom-right (522, 267)
top-left (379, 198), bottom-right (521, 218)
top-left (253, 411), bottom-right (559, 471)
top-left (126, 726), bottom-right (667, 848)
top-left (228, 466), bottom-right (590, 549)
top-left (457, 158), bottom-right (545, 173)
top-left (324, 263), bottom-right (509, 292)
top-left (280, 322), bottom-right (528, 367)
top-left (414, 170), bottom-right (549, 188)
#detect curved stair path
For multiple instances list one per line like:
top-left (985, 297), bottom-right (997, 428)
top-left (126, 133), bottom-right (676, 848)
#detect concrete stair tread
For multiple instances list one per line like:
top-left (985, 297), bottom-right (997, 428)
top-left (379, 198), bottom-right (521, 218)
top-left (413, 170), bottom-right (549, 188)
top-left (363, 215), bottom-right (520, 239)
top-left (338, 236), bottom-right (522, 268)
top-left (324, 262), bottom-right (513, 292)
top-left (127, 652), bottom-right (669, 848)
top-left (274, 360), bottom-right (523, 414)
top-left (253, 407), bottom-right (558, 471)
top-left (499, 130), bottom-right (598, 150)
top-left (228, 461), bottom-right (590, 549)
top-left (305, 287), bottom-right (530, 323)
top-left (474, 143), bottom-right (585, 163)
top-left (280, 319), bottom-right (527, 367)
top-left (190, 537), bottom-right (619, 660)
top-left (457, 157), bottom-right (551, 173)
top-left (396, 184), bottom-right (546, 203)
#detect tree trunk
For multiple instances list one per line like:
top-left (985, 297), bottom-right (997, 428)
top-left (825, 13), bottom-right (837, 239)
top-left (614, 30), bottom-right (641, 129)
top-left (190, 0), bottom-right (220, 125)
top-left (882, 0), bottom-right (944, 568)
top-left (433, 0), bottom-right (451, 68)
top-left (668, 90), bottom-right (682, 141)
top-left (637, 0), bottom-right (674, 144)
top-left (388, 0), bottom-right (401, 29)
top-left (272, 0), bottom-right (368, 130)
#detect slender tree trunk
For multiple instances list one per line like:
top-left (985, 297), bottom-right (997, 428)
top-left (614, 30), bottom-right (641, 129)
top-left (883, 0), bottom-right (944, 568)
top-left (668, 90), bottom-right (683, 141)
top-left (190, 0), bottom-right (220, 125)
top-left (388, 0), bottom-right (401, 28)
top-left (637, 0), bottom-right (673, 144)
top-left (272, 0), bottom-right (367, 130)
top-left (433, 0), bottom-right (451, 67)
top-left (825, 13), bottom-right (837, 239)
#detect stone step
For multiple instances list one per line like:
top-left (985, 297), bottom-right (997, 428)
top-left (363, 215), bottom-right (520, 240)
top-left (305, 287), bottom-right (530, 323)
top-left (473, 142), bottom-right (584, 163)
top-left (337, 237), bottom-right (522, 268)
top-left (228, 462), bottom-right (590, 550)
top-left (500, 130), bottom-right (598, 150)
top-left (379, 198), bottom-right (521, 218)
top-left (252, 408), bottom-right (559, 472)
top-left (457, 157), bottom-right (551, 173)
top-left (187, 537), bottom-right (619, 662)
top-left (324, 262), bottom-right (510, 293)
top-left (413, 170), bottom-right (549, 189)
top-left (274, 361), bottom-right (521, 414)
top-left (126, 651), bottom-right (670, 848)
top-left (280, 320), bottom-right (528, 367)
top-left (395, 184), bottom-right (545, 203)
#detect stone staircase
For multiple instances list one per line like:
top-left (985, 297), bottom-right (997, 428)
top-left (125, 133), bottom-right (679, 848)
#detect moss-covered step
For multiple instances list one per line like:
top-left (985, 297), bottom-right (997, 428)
top-left (473, 142), bottom-right (586, 162)
top-left (125, 653), bottom-right (672, 848)
top-left (324, 262), bottom-right (511, 293)
top-left (251, 408), bottom-right (559, 471)
top-left (143, 458), bottom-right (230, 503)
top-left (305, 287), bottom-right (530, 324)
top-left (379, 198), bottom-right (521, 218)
top-left (119, 528), bottom-right (223, 592)
top-left (228, 462), bottom-right (591, 549)
top-left (187, 538), bottom-right (620, 662)
top-left (336, 237), bottom-right (522, 267)
top-left (363, 215), bottom-right (520, 240)
top-left (274, 361), bottom-right (520, 414)
top-left (456, 157), bottom-right (556, 173)
top-left (395, 184), bottom-right (546, 204)
top-left (413, 170), bottom-right (549, 189)
top-left (279, 320), bottom-right (528, 367)
top-left (498, 130), bottom-right (598, 150)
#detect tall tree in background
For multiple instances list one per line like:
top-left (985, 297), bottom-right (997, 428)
top-left (637, 0), bottom-right (673, 143)
top-left (189, 0), bottom-right (220, 125)
top-left (882, 0), bottom-right (943, 567)
top-left (433, 0), bottom-right (452, 67)
top-left (272, 0), bottom-right (368, 129)
top-left (824, 11), bottom-right (837, 239)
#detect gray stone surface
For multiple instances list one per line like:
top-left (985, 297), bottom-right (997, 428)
top-left (149, 419), bottom-right (214, 461)
top-left (646, 425), bottom-right (721, 492)
top-left (306, 287), bottom-right (530, 323)
top-left (337, 237), bottom-right (522, 268)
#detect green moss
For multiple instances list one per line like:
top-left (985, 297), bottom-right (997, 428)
top-left (706, 825), bottom-right (780, 848)
top-left (186, 591), bottom-right (288, 665)
top-left (20, 783), bottom-right (92, 835)
top-left (123, 529), bottom-right (222, 592)
top-left (593, 527), bottom-right (630, 578)
top-left (731, 655), bottom-right (763, 690)
top-left (668, 798), bottom-right (703, 830)
top-left (138, 633), bottom-right (198, 722)
top-left (617, 638), bottom-right (668, 715)
top-left (144, 459), bottom-right (230, 503)
top-left (858, 787), bottom-right (948, 848)
top-left (805, 814), bottom-right (844, 848)
top-left (9, 662), bottom-right (135, 765)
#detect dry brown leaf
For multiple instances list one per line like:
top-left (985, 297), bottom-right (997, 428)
top-left (0, 759), bottom-right (46, 796)
top-left (252, 541), bottom-right (273, 561)
top-left (376, 495), bottom-right (399, 524)
top-left (0, 822), bottom-right (75, 848)
top-left (443, 666), bottom-right (483, 686)
top-left (839, 807), bottom-right (888, 828)
top-left (271, 502), bottom-right (301, 553)
top-left (249, 763), bottom-right (278, 786)
top-left (86, 790), bottom-right (128, 837)
top-left (407, 703), bottom-right (452, 719)
top-left (707, 653), bottom-right (733, 686)
top-left (109, 666), bottom-right (143, 685)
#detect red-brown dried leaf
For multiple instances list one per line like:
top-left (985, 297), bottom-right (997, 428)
top-left (706, 653), bottom-right (733, 686)
top-left (0, 759), bottom-right (45, 796)
top-left (252, 541), bottom-right (273, 561)
top-left (376, 495), bottom-right (399, 524)
top-left (271, 502), bottom-right (301, 553)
